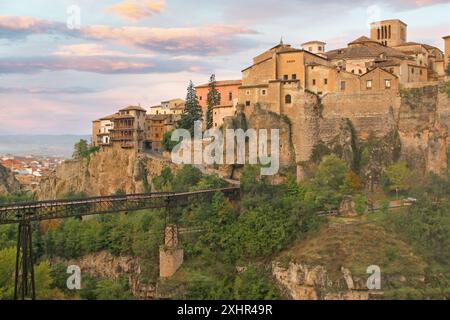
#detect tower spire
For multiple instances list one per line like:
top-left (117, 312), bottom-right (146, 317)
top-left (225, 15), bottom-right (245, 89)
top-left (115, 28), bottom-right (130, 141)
top-left (280, 36), bottom-right (284, 45)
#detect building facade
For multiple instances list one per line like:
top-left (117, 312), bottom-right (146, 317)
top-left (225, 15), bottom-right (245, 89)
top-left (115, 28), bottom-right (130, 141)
top-left (145, 114), bottom-right (176, 152)
top-left (110, 106), bottom-right (146, 152)
top-left (195, 80), bottom-right (241, 125)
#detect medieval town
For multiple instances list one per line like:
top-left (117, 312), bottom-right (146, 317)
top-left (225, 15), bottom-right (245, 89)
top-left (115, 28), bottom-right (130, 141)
top-left (91, 19), bottom-right (450, 181)
top-left (1, 8), bottom-right (450, 303)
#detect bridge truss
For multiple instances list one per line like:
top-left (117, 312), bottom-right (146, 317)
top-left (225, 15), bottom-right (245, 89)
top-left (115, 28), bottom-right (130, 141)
top-left (0, 187), bottom-right (240, 300)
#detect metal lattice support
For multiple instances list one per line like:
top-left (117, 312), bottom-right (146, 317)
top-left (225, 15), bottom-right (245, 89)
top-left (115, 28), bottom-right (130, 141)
top-left (14, 221), bottom-right (36, 300)
top-left (0, 187), bottom-right (241, 299)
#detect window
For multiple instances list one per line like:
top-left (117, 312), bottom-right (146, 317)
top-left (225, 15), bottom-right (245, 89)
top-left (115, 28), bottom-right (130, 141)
top-left (366, 80), bottom-right (372, 89)
top-left (215, 123), bottom-right (218, 127)
top-left (312, 79), bottom-right (316, 85)
top-left (359, 69), bottom-right (362, 74)
top-left (318, 46), bottom-right (322, 51)
top-left (262, 89), bottom-right (267, 95)
top-left (324, 78), bottom-right (328, 85)
top-left (385, 79), bottom-right (391, 89)
top-left (199, 96), bottom-right (202, 100)
top-left (283, 75), bottom-right (288, 80)
top-left (420, 69), bottom-right (423, 75)
top-left (246, 90), bottom-right (250, 95)
top-left (245, 101), bottom-right (250, 106)
top-left (218, 93), bottom-right (221, 102)
top-left (292, 74), bottom-right (297, 80)
top-left (228, 92), bottom-right (233, 101)
top-left (285, 95), bottom-right (292, 104)
top-left (340, 81), bottom-right (346, 91)
top-left (351, 70), bottom-right (355, 73)
top-left (411, 68), bottom-right (414, 74)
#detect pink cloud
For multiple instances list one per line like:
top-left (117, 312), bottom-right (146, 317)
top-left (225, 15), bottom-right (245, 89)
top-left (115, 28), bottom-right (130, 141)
top-left (106, 0), bottom-right (165, 21)
top-left (81, 24), bottom-right (257, 55)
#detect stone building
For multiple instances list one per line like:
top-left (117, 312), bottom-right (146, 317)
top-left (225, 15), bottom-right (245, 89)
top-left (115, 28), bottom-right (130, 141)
top-left (370, 19), bottom-right (407, 47)
top-left (110, 106), bottom-right (147, 152)
top-left (92, 113), bottom-right (118, 147)
top-left (149, 98), bottom-right (185, 118)
top-left (145, 114), bottom-right (176, 152)
top-left (195, 80), bottom-right (241, 126)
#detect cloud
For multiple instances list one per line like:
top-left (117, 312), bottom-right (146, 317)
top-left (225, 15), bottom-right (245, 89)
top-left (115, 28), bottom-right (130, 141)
top-left (0, 15), bottom-right (257, 56)
top-left (0, 15), bottom-right (66, 39)
top-left (0, 54), bottom-right (208, 74)
top-left (53, 43), bottom-right (155, 58)
top-left (106, 0), bottom-right (165, 21)
top-left (81, 24), bottom-right (257, 55)
top-left (0, 86), bottom-right (98, 95)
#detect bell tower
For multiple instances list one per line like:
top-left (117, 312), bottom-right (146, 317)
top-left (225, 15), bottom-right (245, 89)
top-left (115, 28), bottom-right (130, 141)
top-left (370, 19), bottom-right (407, 47)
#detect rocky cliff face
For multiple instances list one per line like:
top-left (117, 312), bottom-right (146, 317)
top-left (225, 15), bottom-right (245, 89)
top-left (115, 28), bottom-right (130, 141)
top-left (37, 146), bottom-right (178, 200)
top-left (235, 81), bottom-right (449, 181)
top-left (0, 163), bottom-right (21, 196)
top-left (56, 251), bottom-right (157, 299)
top-left (272, 262), bottom-right (374, 300)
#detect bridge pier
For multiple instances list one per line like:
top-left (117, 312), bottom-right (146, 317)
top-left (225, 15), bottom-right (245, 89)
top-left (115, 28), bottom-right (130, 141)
top-left (14, 221), bottom-right (36, 300)
top-left (159, 225), bottom-right (184, 279)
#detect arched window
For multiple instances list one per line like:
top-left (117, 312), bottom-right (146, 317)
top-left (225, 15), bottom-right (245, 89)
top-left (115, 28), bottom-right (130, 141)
top-left (285, 94), bottom-right (292, 104)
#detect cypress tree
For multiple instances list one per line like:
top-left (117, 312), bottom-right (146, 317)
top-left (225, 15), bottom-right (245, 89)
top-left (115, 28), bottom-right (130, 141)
top-left (178, 80), bottom-right (203, 134)
top-left (206, 74), bottom-right (220, 129)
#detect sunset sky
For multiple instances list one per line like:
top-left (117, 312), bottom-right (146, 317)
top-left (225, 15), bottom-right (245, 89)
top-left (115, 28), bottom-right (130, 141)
top-left (0, 0), bottom-right (449, 134)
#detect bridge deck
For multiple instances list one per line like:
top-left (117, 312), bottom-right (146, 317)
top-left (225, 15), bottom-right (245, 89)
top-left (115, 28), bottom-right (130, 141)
top-left (0, 187), bottom-right (240, 225)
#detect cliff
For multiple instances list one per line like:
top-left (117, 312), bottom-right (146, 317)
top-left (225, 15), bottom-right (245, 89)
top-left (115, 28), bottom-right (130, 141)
top-left (37, 145), bottom-right (178, 200)
top-left (272, 217), bottom-right (429, 300)
top-left (55, 251), bottom-right (157, 299)
top-left (0, 163), bottom-right (21, 196)
top-left (237, 81), bottom-right (449, 181)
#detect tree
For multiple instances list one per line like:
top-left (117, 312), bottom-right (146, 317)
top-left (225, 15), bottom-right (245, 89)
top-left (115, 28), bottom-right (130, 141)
top-left (178, 81), bottom-right (203, 135)
top-left (206, 74), bottom-right (220, 129)
top-left (306, 154), bottom-right (349, 209)
top-left (384, 162), bottom-right (410, 193)
top-left (73, 139), bottom-right (89, 159)
top-left (172, 165), bottom-right (202, 192)
top-left (152, 167), bottom-right (174, 192)
top-left (73, 139), bottom-right (99, 159)
top-left (162, 130), bottom-right (178, 152)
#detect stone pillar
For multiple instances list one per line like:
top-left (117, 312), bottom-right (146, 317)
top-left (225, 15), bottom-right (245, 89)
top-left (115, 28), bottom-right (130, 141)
top-left (159, 225), bottom-right (184, 279)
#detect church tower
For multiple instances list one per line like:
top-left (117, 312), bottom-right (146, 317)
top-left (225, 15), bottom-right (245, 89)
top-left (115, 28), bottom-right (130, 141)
top-left (370, 19), bottom-right (407, 47)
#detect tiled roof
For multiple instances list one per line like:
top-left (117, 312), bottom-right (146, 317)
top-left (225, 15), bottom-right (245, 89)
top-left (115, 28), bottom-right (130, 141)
top-left (119, 105), bottom-right (147, 112)
top-left (348, 36), bottom-right (379, 45)
top-left (326, 43), bottom-right (407, 60)
top-left (302, 40), bottom-right (326, 45)
top-left (99, 113), bottom-right (119, 120)
top-left (196, 80), bottom-right (242, 88)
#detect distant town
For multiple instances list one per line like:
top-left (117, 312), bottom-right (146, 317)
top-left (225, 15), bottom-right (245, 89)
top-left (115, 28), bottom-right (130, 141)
top-left (0, 154), bottom-right (65, 191)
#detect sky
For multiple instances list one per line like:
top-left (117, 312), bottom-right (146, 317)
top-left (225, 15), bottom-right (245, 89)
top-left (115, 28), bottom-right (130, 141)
top-left (0, 0), bottom-right (449, 134)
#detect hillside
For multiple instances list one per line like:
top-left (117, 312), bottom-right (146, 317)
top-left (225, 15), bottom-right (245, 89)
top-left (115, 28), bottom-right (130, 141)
top-left (0, 163), bottom-right (20, 196)
top-left (272, 213), bottom-right (432, 299)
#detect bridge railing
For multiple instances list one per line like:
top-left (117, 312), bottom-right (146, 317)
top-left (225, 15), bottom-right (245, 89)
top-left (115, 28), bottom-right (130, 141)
top-left (0, 187), bottom-right (240, 225)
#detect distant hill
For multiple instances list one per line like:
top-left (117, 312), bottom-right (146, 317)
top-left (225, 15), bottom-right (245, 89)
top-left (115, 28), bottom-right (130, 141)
top-left (0, 135), bottom-right (90, 158)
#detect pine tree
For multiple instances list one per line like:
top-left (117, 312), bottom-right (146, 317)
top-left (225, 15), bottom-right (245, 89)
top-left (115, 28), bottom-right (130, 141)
top-left (206, 74), bottom-right (220, 129)
top-left (178, 80), bottom-right (203, 134)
